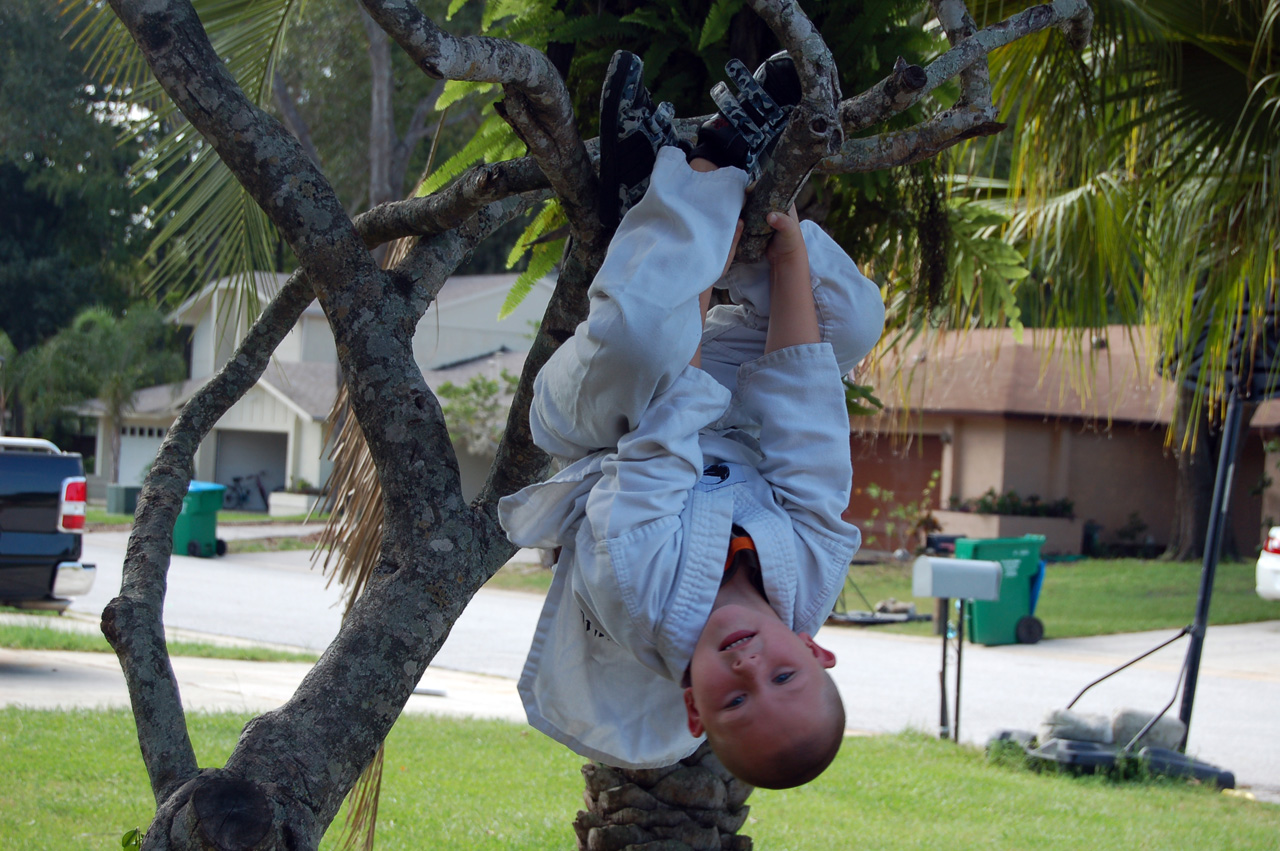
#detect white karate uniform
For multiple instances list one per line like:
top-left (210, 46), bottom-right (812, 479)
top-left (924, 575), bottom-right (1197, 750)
top-left (499, 147), bottom-right (885, 768)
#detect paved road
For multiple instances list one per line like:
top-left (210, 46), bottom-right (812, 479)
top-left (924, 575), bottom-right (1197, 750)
top-left (5, 527), bottom-right (1279, 802)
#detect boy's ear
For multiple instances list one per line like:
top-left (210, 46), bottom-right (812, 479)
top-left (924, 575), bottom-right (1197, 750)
top-left (683, 688), bottom-right (705, 737)
top-left (800, 633), bottom-right (837, 668)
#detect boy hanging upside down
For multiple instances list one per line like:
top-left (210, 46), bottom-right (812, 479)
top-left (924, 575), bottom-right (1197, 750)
top-left (499, 49), bottom-right (885, 788)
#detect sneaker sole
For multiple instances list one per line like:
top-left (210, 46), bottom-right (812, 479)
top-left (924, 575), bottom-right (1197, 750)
top-left (598, 51), bottom-right (644, 229)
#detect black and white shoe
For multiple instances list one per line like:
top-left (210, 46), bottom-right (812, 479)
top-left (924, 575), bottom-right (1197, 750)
top-left (598, 50), bottom-right (684, 229)
top-left (688, 51), bottom-right (801, 181)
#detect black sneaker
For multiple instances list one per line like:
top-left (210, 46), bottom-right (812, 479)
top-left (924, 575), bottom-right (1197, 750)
top-left (689, 51), bottom-right (801, 181)
top-left (598, 50), bottom-right (684, 229)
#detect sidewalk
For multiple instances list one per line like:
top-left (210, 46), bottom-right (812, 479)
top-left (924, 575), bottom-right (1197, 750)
top-left (0, 647), bottom-right (525, 722)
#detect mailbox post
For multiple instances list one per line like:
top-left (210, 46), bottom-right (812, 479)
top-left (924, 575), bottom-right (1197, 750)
top-left (913, 556), bottom-right (1002, 742)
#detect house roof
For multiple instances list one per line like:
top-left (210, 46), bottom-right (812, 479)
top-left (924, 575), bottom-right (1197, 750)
top-left (79, 376), bottom-right (208, 420)
top-left (422, 349), bottom-right (528, 388)
top-left (259, 360), bottom-right (341, 420)
top-left (109, 320), bottom-right (1280, 432)
top-left (169, 271), bottom-right (552, 328)
top-left (870, 324), bottom-right (1280, 429)
top-left (109, 350), bottom-right (531, 426)
top-left (869, 325), bottom-right (1179, 425)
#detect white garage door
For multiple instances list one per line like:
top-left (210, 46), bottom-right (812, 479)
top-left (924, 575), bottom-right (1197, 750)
top-left (119, 425), bottom-right (168, 485)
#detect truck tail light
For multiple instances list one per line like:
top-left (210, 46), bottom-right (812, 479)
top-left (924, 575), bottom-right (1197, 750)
top-left (1265, 528), bottom-right (1280, 555)
top-left (59, 476), bottom-right (87, 533)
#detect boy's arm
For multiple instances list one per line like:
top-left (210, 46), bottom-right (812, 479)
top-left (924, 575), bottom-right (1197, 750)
top-left (764, 206), bottom-right (820, 354)
top-left (737, 210), bottom-right (857, 537)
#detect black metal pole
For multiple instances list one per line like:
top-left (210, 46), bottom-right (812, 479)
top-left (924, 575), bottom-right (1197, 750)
top-left (955, 600), bottom-right (964, 743)
top-left (1178, 392), bottom-right (1245, 743)
top-left (939, 597), bottom-right (950, 740)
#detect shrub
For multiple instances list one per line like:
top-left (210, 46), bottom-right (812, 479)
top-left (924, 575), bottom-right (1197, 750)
top-left (948, 488), bottom-right (1074, 519)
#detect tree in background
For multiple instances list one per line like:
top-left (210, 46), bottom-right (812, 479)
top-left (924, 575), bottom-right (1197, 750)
top-left (72, 0), bottom-right (1095, 847)
top-left (954, 0), bottom-right (1280, 559)
top-left (20, 305), bottom-right (185, 483)
top-left (0, 0), bottom-right (151, 357)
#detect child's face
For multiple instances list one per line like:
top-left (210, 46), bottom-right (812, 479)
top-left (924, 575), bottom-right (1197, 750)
top-left (682, 602), bottom-right (836, 742)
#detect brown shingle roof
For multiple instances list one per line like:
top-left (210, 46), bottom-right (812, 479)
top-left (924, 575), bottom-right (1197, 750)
top-left (869, 325), bottom-right (1178, 424)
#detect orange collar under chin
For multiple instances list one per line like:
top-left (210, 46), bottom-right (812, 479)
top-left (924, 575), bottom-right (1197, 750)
top-left (724, 533), bottom-right (755, 572)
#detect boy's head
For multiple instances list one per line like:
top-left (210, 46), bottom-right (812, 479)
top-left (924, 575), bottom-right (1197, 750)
top-left (683, 602), bottom-right (844, 789)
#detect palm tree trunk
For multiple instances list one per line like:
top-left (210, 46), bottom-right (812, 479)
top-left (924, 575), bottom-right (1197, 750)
top-left (1166, 387), bottom-right (1255, 561)
top-left (575, 744), bottom-right (754, 851)
top-left (108, 414), bottom-right (122, 485)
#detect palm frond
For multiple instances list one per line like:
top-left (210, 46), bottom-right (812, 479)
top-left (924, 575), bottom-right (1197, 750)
top-left (65, 0), bottom-right (302, 321)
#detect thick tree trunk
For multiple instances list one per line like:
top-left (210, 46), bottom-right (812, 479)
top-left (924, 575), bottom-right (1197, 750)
top-left (1165, 387), bottom-right (1255, 561)
top-left (576, 745), bottom-right (754, 851)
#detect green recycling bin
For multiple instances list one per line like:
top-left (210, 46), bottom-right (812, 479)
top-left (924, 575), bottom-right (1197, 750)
top-left (172, 481), bottom-right (227, 558)
top-left (958, 534), bottom-right (1046, 646)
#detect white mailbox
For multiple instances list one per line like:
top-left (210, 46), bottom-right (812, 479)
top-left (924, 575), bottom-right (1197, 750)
top-left (913, 556), bottom-right (1002, 601)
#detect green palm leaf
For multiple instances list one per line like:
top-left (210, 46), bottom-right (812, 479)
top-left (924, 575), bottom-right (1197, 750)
top-left (61, 0), bottom-right (302, 320)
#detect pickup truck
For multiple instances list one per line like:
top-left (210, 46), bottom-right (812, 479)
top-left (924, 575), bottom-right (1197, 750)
top-left (0, 437), bottom-right (96, 611)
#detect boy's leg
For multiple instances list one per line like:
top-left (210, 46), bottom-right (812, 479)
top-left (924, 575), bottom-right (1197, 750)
top-left (531, 150), bottom-right (749, 461)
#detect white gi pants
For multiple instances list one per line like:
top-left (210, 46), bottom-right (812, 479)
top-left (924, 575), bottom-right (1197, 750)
top-left (531, 145), bottom-right (884, 465)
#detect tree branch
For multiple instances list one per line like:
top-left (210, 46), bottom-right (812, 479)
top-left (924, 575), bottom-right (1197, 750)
top-left (831, 0), bottom-right (1094, 169)
top-left (356, 0), bottom-right (601, 243)
top-left (823, 105), bottom-right (1007, 172)
top-left (736, 0), bottom-right (843, 261)
top-left (355, 156), bottom-right (550, 248)
top-left (932, 0), bottom-right (992, 109)
top-left (102, 271), bottom-right (316, 804)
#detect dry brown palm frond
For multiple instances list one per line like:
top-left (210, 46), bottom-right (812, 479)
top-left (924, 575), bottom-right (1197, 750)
top-left (332, 743), bottom-right (384, 851)
top-left (314, 379), bottom-right (384, 603)
top-left (313, 232), bottom-right (418, 602)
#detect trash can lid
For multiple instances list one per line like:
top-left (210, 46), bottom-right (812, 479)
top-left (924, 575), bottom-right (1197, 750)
top-left (187, 480), bottom-right (226, 493)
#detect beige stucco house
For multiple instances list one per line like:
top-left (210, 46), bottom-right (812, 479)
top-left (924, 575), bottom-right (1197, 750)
top-left (87, 271), bottom-right (553, 509)
top-left (847, 325), bottom-right (1274, 556)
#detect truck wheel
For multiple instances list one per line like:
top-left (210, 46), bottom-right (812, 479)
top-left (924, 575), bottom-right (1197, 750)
top-left (1015, 615), bottom-right (1044, 644)
top-left (187, 541), bottom-right (201, 557)
top-left (215, 539), bottom-right (227, 557)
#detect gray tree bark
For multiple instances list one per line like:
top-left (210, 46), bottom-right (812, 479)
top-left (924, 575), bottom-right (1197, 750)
top-left (99, 0), bottom-right (1094, 847)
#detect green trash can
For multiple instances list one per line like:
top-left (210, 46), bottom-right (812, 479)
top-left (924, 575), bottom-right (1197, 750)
top-left (958, 535), bottom-right (1046, 646)
top-left (172, 481), bottom-right (226, 558)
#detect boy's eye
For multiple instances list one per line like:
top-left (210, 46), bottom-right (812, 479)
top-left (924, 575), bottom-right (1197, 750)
top-left (726, 695), bottom-right (745, 709)
top-left (773, 672), bottom-right (794, 684)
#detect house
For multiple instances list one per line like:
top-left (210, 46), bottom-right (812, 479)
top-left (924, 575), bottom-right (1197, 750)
top-left (87, 271), bottom-right (554, 509)
top-left (847, 325), bottom-right (1274, 555)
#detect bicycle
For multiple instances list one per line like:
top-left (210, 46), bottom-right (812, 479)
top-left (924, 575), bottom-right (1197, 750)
top-left (223, 471), bottom-right (269, 510)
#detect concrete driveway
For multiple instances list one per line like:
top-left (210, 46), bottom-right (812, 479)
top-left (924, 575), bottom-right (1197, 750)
top-left (3, 526), bottom-right (1278, 802)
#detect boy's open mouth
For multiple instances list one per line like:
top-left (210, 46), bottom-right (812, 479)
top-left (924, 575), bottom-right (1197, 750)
top-left (719, 631), bottom-right (756, 651)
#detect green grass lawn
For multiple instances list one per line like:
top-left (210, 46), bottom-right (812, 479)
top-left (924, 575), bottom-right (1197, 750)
top-left (841, 557), bottom-right (1280, 639)
top-left (0, 708), bottom-right (1275, 851)
top-left (0, 608), bottom-right (317, 662)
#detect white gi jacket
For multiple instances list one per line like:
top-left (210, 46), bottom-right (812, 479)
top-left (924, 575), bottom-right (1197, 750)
top-left (499, 148), bottom-right (885, 769)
